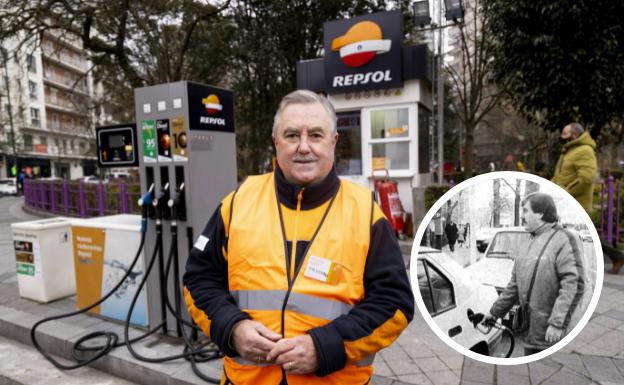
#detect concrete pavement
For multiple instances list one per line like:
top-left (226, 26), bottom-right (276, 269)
top-left (0, 196), bottom-right (623, 385)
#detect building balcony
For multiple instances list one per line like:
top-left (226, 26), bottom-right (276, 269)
top-left (42, 75), bottom-right (89, 96)
top-left (45, 101), bottom-right (89, 117)
top-left (41, 47), bottom-right (88, 74)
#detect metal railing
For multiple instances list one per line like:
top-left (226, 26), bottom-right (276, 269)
top-left (23, 179), bottom-right (141, 217)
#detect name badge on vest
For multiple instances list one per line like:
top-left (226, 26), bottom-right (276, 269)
top-left (304, 255), bottom-right (341, 284)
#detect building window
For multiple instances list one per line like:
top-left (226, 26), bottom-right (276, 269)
top-left (29, 81), bottom-right (37, 99)
top-left (418, 104), bottom-right (431, 173)
top-left (23, 134), bottom-right (33, 151)
top-left (30, 107), bottom-right (40, 127)
top-left (369, 107), bottom-right (411, 171)
top-left (40, 136), bottom-right (47, 145)
top-left (335, 111), bottom-right (362, 176)
top-left (27, 54), bottom-right (36, 73)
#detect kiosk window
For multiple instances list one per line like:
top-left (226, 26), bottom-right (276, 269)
top-left (372, 142), bottom-right (409, 169)
top-left (371, 108), bottom-right (408, 139)
top-left (335, 111), bottom-right (362, 175)
top-left (369, 107), bottom-right (411, 171)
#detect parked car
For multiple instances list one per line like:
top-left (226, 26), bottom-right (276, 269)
top-left (466, 228), bottom-right (530, 293)
top-left (0, 178), bottom-right (17, 196)
top-left (579, 229), bottom-right (593, 242)
top-left (417, 247), bottom-right (503, 355)
top-left (82, 175), bottom-right (106, 184)
top-left (475, 227), bottom-right (500, 252)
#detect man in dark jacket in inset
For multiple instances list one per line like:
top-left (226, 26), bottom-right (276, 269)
top-left (445, 219), bottom-right (458, 252)
top-left (484, 193), bottom-right (585, 356)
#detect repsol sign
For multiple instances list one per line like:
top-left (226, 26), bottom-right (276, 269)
top-left (324, 11), bottom-right (403, 94)
top-left (186, 82), bottom-right (234, 133)
top-left (332, 70), bottom-right (392, 87)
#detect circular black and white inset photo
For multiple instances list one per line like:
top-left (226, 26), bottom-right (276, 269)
top-left (410, 172), bottom-right (603, 365)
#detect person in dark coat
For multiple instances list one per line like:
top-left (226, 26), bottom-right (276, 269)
top-left (445, 219), bottom-right (459, 252)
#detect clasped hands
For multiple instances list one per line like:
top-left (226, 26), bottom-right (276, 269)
top-left (231, 319), bottom-right (319, 374)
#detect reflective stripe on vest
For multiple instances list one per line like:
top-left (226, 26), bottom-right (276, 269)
top-left (231, 290), bottom-right (353, 321)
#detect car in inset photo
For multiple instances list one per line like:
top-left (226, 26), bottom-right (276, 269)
top-left (417, 247), bottom-right (503, 356)
top-left (466, 227), bottom-right (530, 293)
top-left (475, 227), bottom-right (499, 252)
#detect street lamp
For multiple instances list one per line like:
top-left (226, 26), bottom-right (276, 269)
top-left (413, 1), bottom-right (431, 28)
top-left (444, 0), bottom-right (464, 22)
top-left (412, 0), bottom-right (464, 185)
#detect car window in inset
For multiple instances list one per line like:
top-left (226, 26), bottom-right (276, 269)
top-left (486, 232), bottom-right (531, 259)
top-left (417, 259), bottom-right (456, 316)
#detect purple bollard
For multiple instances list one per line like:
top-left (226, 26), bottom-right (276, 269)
top-left (121, 182), bottom-right (129, 213)
top-left (79, 181), bottom-right (86, 217)
top-left (50, 183), bottom-right (57, 214)
top-left (608, 176), bottom-right (614, 245)
top-left (62, 181), bottom-right (70, 215)
top-left (98, 181), bottom-right (105, 217)
top-left (617, 180), bottom-right (621, 245)
top-left (600, 182), bottom-right (605, 236)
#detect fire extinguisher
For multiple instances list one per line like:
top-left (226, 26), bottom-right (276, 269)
top-left (372, 169), bottom-right (405, 239)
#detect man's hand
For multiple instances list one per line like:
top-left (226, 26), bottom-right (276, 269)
top-left (231, 320), bottom-right (281, 363)
top-left (545, 325), bottom-right (565, 343)
top-left (482, 312), bottom-right (497, 326)
top-left (266, 335), bottom-right (319, 375)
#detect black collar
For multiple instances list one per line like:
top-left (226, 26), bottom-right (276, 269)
top-left (275, 166), bottom-right (340, 210)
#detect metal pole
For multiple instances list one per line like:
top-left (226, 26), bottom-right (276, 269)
top-left (437, 0), bottom-right (444, 184)
top-left (1, 46), bottom-right (18, 174)
top-left (608, 176), bottom-right (614, 245)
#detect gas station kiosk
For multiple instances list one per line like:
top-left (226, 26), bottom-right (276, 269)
top-left (297, 10), bottom-right (433, 221)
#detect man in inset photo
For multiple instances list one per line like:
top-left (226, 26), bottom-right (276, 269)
top-left (485, 192), bottom-right (585, 355)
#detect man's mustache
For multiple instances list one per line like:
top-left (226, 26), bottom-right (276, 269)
top-left (292, 155), bottom-right (318, 162)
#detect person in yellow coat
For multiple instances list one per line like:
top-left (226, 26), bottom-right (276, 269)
top-left (183, 90), bottom-right (414, 384)
top-left (551, 122), bottom-right (597, 212)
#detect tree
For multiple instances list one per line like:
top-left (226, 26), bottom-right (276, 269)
top-left (0, 0), bottom-right (234, 127)
top-left (0, 0), bottom-right (231, 87)
top-left (446, 0), bottom-right (504, 178)
top-left (483, 0), bottom-right (624, 138)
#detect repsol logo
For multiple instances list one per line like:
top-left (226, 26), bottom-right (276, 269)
top-left (332, 70), bottom-right (392, 87)
top-left (200, 116), bottom-right (226, 126)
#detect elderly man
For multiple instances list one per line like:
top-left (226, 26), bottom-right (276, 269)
top-left (551, 122), bottom-right (597, 212)
top-left (183, 90), bottom-right (414, 384)
top-left (485, 193), bottom-right (584, 356)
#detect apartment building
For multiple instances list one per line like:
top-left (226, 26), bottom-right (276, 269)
top-left (0, 31), bottom-right (100, 180)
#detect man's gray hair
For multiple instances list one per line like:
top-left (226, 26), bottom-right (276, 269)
top-left (272, 90), bottom-right (337, 135)
top-left (569, 122), bottom-right (585, 136)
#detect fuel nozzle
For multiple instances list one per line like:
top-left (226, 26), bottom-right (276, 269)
top-left (154, 182), bottom-right (171, 220)
top-left (138, 184), bottom-right (155, 232)
top-left (168, 182), bottom-right (186, 221)
top-left (467, 308), bottom-right (485, 328)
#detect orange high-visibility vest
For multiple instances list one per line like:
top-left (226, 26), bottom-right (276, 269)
top-left (222, 172), bottom-right (374, 385)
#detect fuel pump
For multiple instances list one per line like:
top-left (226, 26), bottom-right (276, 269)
top-left (30, 81), bottom-right (235, 384)
top-left (134, 81), bottom-right (237, 336)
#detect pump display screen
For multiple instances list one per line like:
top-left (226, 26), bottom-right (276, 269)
top-left (96, 124), bottom-right (139, 167)
top-left (108, 135), bottom-right (125, 149)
